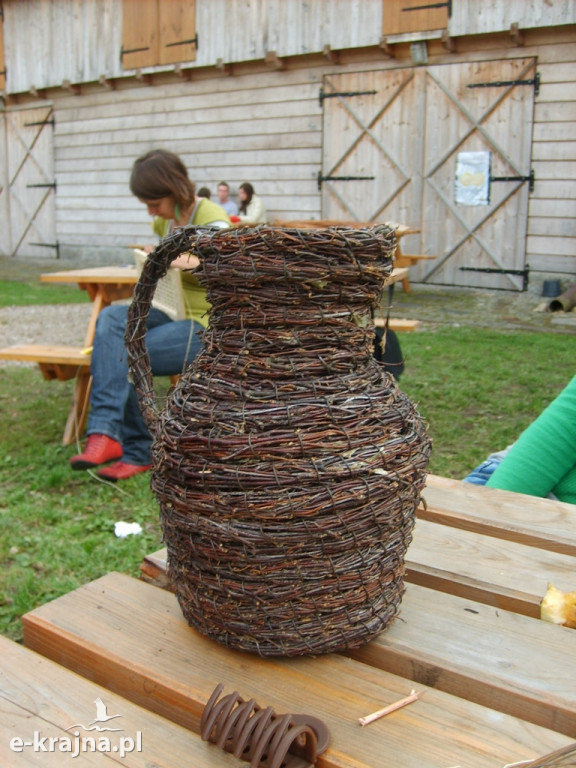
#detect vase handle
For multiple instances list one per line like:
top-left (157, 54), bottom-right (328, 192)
top-left (125, 226), bottom-right (197, 436)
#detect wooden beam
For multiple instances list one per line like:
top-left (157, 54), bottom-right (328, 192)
top-left (323, 45), bottom-right (339, 65)
top-left (61, 79), bottom-right (80, 95)
top-left (98, 74), bottom-right (116, 90)
top-left (441, 30), bottom-right (456, 52)
top-left (378, 37), bottom-right (396, 58)
top-left (173, 63), bottom-right (192, 81)
top-left (29, 85), bottom-right (47, 99)
top-left (135, 70), bottom-right (153, 86)
top-left (510, 22), bottom-right (525, 46)
top-left (215, 58), bottom-right (231, 75)
top-left (265, 50), bottom-right (284, 70)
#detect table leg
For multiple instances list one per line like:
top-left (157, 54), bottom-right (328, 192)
top-left (62, 372), bottom-right (92, 446)
top-left (84, 290), bottom-right (104, 348)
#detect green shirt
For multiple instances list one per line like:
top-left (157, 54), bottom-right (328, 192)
top-left (152, 199), bottom-right (230, 327)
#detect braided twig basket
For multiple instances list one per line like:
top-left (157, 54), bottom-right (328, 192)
top-left (126, 225), bottom-right (432, 656)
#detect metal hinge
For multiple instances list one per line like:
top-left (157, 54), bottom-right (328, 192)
top-left (27, 182), bottom-right (57, 189)
top-left (165, 33), bottom-right (198, 51)
top-left (319, 88), bottom-right (376, 107)
top-left (30, 241), bottom-right (60, 258)
top-left (24, 117), bottom-right (55, 128)
top-left (317, 171), bottom-right (375, 190)
top-left (460, 265), bottom-right (530, 291)
top-left (490, 169), bottom-right (535, 193)
top-left (467, 72), bottom-right (540, 96)
top-left (121, 46), bottom-right (150, 58)
top-left (402, 1), bottom-right (451, 14)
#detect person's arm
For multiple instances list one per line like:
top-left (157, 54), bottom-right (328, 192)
top-left (486, 375), bottom-right (576, 498)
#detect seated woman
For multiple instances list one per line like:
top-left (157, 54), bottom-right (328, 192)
top-left (237, 182), bottom-right (268, 224)
top-left (70, 149), bottom-right (230, 482)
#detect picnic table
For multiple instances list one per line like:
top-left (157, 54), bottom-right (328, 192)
top-left (7, 476), bottom-right (575, 767)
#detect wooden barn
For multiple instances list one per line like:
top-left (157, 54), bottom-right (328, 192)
top-left (0, 0), bottom-right (574, 292)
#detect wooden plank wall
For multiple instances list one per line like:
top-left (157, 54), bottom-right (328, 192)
top-left (450, 0), bottom-right (576, 36)
top-left (52, 68), bottom-right (324, 259)
top-left (2, 0), bottom-right (382, 94)
top-left (1, 1), bottom-right (574, 275)
top-left (529, 49), bottom-right (576, 275)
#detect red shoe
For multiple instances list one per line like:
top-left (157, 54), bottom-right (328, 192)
top-left (97, 461), bottom-right (152, 482)
top-left (70, 434), bottom-right (123, 470)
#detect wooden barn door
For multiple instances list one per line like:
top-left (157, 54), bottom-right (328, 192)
top-left (321, 58), bottom-right (536, 290)
top-left (320, 68), bottom-right (426, 230)
top-left (5, 105), bottom-right (57, 259)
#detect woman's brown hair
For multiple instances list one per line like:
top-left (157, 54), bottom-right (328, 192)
top-left (130, 149), bottom-right (195, 208)
top-left (238, 182), bottom-right (254, 215)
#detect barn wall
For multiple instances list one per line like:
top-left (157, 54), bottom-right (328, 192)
top-left (1, 1), bottom-right (574, 280)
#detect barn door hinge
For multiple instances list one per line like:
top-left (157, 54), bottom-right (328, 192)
top-left (317, 171), bottom-right (375, 190)
top-left (467, 72), bottom-right (540, 96)
top-left (490, 169), bottom-right (535, 193)
top-left (319, 88), bottom-right (377, 107)
top-left (30, 241), bottom-right (60, 258)
top-left (402, 1), bottom-right (451, 14)
top-left (24, 117), bottom-right (55, 128)
top-left (121, 46), bottom-right (150, 58)
top-left (460, 265), bottom-right (530, 291)
top-left (26, 182), bottom-right (57, 189)
top-left (165, 33), bottom-right (199, 51)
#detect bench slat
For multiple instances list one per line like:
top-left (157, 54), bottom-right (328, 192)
top-left (349, 583), bottom-right (576, 738)
top-left (422, 475), bottom-right (576, 557)
top-left (0, 634), bottom-right (239, 767)
top-left (22, 572), bottom-right (571, 767)
top-left (406, 518), bottom-right (576, 617)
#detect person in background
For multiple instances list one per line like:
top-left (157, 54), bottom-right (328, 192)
top-left (197, 186), bottom-right (211, 199)
top-left (238, 182), bottom-right (268, 224)
top-left (70, 149), bottom-right (230, 482)
top-left (216, 181), bottom-right (238, 217)
top-left (464, 374), bottom-right (576, 504)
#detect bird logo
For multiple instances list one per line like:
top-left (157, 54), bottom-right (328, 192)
top-left (65, 697), bottom-right (124, 733)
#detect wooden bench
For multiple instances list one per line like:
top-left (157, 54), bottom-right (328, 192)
top-left (22, 572), bottom-right (573, 767)
top-left (375, 317), bottom-right (419, 332)
top-left (0, 634), bottom-right (239, 767)
top-left (0, 344), bottom-right (92, 445)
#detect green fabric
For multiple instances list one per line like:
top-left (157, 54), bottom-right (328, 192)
top-left (486, 375), bottom-right (576, 504)
top-left (151, 199), bottom-right (230, 326)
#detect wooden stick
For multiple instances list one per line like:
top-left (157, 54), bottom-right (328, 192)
top-left (358, 689), bottom-right (424, 726)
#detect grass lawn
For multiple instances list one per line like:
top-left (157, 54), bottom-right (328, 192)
top-left (0, 277), bottom-right (574, 641)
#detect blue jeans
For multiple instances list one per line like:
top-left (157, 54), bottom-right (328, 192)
top-left (88, 305), bottom-right (202, 465)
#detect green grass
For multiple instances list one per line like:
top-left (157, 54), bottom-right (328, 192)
top-left (0, 280), bottom-right (90, 307)
top-left (399, 327), bottom-right (573, 477)
top-left (0, 308), bottom-right (574, 642)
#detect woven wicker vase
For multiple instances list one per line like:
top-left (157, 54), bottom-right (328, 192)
top-left (126, 225), bottom-right (432, 657)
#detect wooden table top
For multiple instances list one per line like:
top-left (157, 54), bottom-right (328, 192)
top-left (40, 266), bottom-right (139, 284)
top-left (17, 476), bottom-right (576, 768)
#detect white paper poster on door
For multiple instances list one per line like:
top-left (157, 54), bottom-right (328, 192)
top-left (455, 151), bottom-right (491, 206)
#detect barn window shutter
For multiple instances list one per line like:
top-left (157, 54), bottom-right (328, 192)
top-left (159, 0), bottom-right (197, 65)
top-left (382, 0), bottom-right (450, 37)
top-left (0, 4), bottom-right (6, 91)
top-left (121, 0), bottom-right (159, 70)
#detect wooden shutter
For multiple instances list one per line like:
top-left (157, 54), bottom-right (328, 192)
top-left (0, 5), bottom-right (5, 91)
top-left (121, 0), bottom-right (159, 69)
top-left (159, 0), bottom-right (197, 65)
top-left (382, 0), bottom-right (449, 36)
